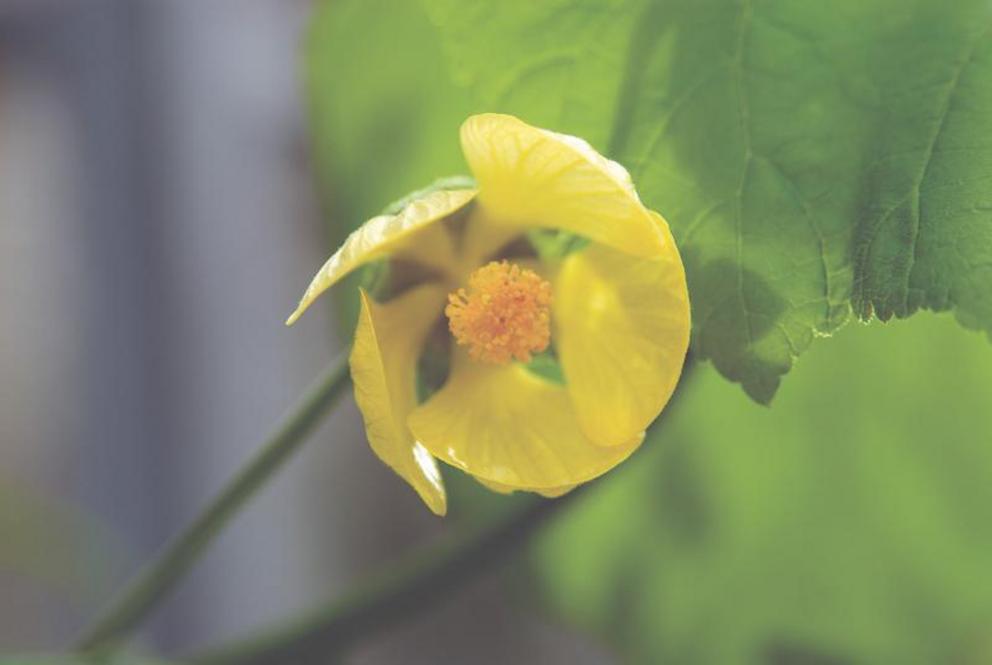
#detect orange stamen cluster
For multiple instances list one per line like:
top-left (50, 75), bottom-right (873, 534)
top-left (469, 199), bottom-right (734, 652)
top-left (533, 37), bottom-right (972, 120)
top-left (445, 261), bottom-right (552, 365)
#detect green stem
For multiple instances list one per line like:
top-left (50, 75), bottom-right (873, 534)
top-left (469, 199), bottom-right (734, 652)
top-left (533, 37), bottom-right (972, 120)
top-left (186, 357), bottom-right (697, 665)
top-left (75, 355), bottom-right (352, 655)
top-left (186, 496), bottom-right (567, 665)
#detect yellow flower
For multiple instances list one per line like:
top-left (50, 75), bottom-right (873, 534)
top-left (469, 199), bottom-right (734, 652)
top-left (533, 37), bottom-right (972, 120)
top-left (287, 114), bottom-right (690, 515)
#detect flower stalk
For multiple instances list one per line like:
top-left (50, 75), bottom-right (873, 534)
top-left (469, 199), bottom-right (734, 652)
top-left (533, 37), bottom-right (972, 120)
top-left (184, 495), bottom-right (568, 665)
top-left (75, 355), bottom-right (352, 655)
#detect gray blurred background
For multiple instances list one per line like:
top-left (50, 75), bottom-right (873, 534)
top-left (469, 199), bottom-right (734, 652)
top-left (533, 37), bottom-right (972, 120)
top-left (0, 1), bottom-right (607, 662)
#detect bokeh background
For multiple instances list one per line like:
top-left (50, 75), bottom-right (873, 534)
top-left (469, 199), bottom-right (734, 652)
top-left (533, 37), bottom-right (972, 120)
top-left (2, 1), bottom-right (992, 664)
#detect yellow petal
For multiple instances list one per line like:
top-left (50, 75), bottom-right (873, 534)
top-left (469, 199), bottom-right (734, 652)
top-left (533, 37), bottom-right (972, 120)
top-left (460, 114), bottom-right (664, 258)
top-left (534, 484), bottom-right (577, 499)
top-left (554, 217), bottom-right (690, 446)
top-left (350, 286), bottom-right (449, 515)
top-left (286, 189), bottom-right (475, 325)
top-left (475, 477), bottom-right (577, 499)
top-left (408, 349), bottom-right (644, 491)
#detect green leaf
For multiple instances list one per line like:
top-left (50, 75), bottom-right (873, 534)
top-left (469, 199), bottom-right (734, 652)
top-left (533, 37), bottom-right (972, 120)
top-left (305, 1), bottom-right (992, 400)
top-left (532, 314), bottom-right (992, 664)
top-left (417, 0), bottom-right (992, 402)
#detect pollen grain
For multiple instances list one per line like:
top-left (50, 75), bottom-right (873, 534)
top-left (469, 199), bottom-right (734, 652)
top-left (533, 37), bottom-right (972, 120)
top-left (445, 261), bottom-right (552, 365)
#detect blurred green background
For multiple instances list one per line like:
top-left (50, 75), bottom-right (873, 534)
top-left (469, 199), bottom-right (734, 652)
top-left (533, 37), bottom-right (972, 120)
top-left (532, 314), bottom-right (992, 665)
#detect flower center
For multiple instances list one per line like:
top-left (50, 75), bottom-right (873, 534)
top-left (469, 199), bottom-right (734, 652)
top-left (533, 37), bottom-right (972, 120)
top-left (445, 260), bottom-right (552, 365)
